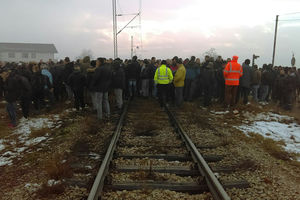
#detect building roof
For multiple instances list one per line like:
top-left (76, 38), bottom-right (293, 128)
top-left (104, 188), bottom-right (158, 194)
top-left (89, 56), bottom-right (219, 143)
top-left (0, 43), bottom-right (58, 53)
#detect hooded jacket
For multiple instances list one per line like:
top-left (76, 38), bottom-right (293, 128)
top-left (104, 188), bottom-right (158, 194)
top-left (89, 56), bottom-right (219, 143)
top-left (173, 64), bottom-right (186, 87)
top-left (223, 56), bottom-right (243, 86)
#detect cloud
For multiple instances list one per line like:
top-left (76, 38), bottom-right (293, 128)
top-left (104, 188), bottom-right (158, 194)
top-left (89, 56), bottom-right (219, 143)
top-left (0, 0), bottom-right (300, 66)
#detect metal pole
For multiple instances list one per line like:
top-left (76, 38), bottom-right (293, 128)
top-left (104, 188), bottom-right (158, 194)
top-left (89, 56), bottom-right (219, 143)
top-left (139, 0), bottom-right (143, 56)
top-left (131, 35), bottom-right (133, 59)
top-left (272, 15), bottom-right (279, 67)
top-left (112, 0), bottom-right (118, 58)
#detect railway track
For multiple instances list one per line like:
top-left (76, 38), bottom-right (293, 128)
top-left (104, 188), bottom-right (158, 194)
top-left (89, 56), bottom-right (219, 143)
top-left (87, 98), bottom-right (249, 200)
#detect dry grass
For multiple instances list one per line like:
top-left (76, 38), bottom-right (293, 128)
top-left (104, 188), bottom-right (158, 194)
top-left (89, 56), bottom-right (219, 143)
top-left (235, 159), bottom-right (260, 171)
top-left (83, 116), bottom-right (99, 135)
top-left (262, 138), bottom-right (291, 161)
top-left (220, 135), bottom-right (234, 146)
top-left (36, 183), bottom-right (65, 197)
top-left (133, 121), bottom-right (158, 135)
top-left (44, 154), bottom-right (73, 180)
top-left (30, 127), bottom-right (51, 139)
top-left (246, 132), bottom-right (291, 161)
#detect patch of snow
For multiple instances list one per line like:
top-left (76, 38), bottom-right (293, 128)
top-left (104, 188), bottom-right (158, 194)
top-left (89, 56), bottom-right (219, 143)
top-left (0, 156), bottom-right (13, 166)
top-left (0, 140), bottom-right (5, 151)
top-left (89, 152), bottom-right (101, 160)
top-left (47, 179), bottom-right (61, 186)
top-left (15, 147), bottom-right (27, 153)
top-left (85, 165), bottom-right (92, 169)
top-left (0, 114), bottom-right (62, 167)
top-left (25, 136), bottom-right (47, 146)
top-left (3, 151), bottom-right (16, 157)
top-left (25, 183), bottom-right (40, 192)
top-left (236, 114), bottom-right (300, 155)
top-left (14, 117), bottom-right (56, 136)
top-left (210, 110), bottom-right (229, 115)
top-left (243, 111), bottom-right (294, 122)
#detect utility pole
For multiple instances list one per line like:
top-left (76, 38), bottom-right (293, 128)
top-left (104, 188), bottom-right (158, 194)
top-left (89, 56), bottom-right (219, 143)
top-left (112, 0), bottom-right (118, 58)
top-left (252, 54), bottom-right (260, 67)
top-left (272, 15), bottom-right (279, 67)
top-left (131, 36), bottom-right (134, 59)
top-left (112, 0), bottom-right (142, 59)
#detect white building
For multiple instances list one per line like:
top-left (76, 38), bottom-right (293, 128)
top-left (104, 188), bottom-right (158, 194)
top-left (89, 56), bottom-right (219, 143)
top-left (0, 43), bottom-right (58, 63)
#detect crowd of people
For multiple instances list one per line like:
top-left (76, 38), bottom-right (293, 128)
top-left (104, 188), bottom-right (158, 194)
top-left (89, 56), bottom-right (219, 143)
top-left (0, 55), bottom-right (299, 127)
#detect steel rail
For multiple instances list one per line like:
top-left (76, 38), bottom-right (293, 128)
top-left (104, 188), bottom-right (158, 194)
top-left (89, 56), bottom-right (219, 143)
top-left (87, 101), bottom-right (130, 200)
top-left (164, 106), bottom-right (231, 200)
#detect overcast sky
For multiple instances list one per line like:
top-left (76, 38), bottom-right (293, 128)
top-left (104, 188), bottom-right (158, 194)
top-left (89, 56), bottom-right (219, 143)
top-left (1, 0), bottom-right (300, 66)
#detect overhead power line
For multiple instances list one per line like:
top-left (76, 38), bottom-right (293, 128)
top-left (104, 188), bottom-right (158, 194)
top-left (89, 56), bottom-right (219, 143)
top-left (278, 19), bottom-right (300, 21)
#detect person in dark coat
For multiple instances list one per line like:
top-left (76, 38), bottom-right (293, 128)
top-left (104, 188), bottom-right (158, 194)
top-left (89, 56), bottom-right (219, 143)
top-left (19, 75), bottom-right (32, 119)
top-left (31, 64), bottom-right (51, 110)
top-left (112, 59), bottom-right (125, 109)
top-left (259, 65), bottom-right (272, 102)
top-left (214, 57), bottom-right (225, 103)
top-left (201, 62), bottom-right (215, 107)
top-left (251, 65), bottom-right (261, 102)
top-left (184, 56), bottom-right (200, 101)
top-left (68, 65), bottom-right (86, 111)
top-left (1, 69), bottom-right (20, 127)
top-left (17, 63), bottom-right (33, 83)
top-left (86, 60), bottom-right (97, 111)
top-left (91, 58), bottom-right (112, 120)
top-left (274, 69), bottom-right (296, 110)
top-left (140, 59), bottom-right (152, 97)
top-left (63, 57), bottom-right (74, 101)
top-left (148, 57), bottom-right (157, 97)
top-left (237, 59), bottom-right (253, 104)
top-left (50, 62), bottom-right (65, 102)
top-left (126, 56), bottom-right (141, 97)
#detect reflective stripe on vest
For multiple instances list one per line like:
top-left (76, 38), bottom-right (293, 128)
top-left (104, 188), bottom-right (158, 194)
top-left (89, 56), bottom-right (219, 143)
top-left (225, 78), bottom-right (240, 81)
top-left (158, 67), bottom-right (169, 80)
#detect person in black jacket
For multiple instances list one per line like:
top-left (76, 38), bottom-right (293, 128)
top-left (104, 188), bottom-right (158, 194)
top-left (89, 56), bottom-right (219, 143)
top-left (1, 69), bottom-right (20, 127)
top-left (237, 59), bottom-right (253, 104)
top-left (91, 58), bottom-right (112, 120)
top-left (63, 57), bottom-right (74, 101)
top-left (201, 62), bottom-right (215, 107)
top-left (31, 64), bottom-right (51, 110)
top-left (19, 75), bottom-right (32, 119)
top-left (148, 57), bottom-right (157, 97)
top-left (50, 61), bottom-right (65, 102)
top-left (140, 59), bottom-right (152, 97)
top-left (86, 60), bottom-right (97, 111)
top-left (126, 56), bottom-right (141, 97)
top-left (112, 59), bottom-right (125, 109)
top-left (68, 65), bottom-right (87, 111)
top-left (259, 65), bottom-right (273, 102)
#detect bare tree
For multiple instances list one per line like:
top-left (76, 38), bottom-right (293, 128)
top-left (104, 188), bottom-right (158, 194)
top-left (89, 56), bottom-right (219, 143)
top-left (76, 49), bottom-right (94, 60)
top-left (203, 48), bottom-right (218, 60)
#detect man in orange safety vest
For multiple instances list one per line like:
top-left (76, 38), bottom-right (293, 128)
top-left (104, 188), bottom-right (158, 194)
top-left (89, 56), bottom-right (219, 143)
top-left (223, 55), bottom-right (243, 108)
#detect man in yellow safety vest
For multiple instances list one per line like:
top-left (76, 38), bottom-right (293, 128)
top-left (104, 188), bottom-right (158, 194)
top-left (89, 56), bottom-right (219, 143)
top-left (154, 60), bottom-right (173, 107)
